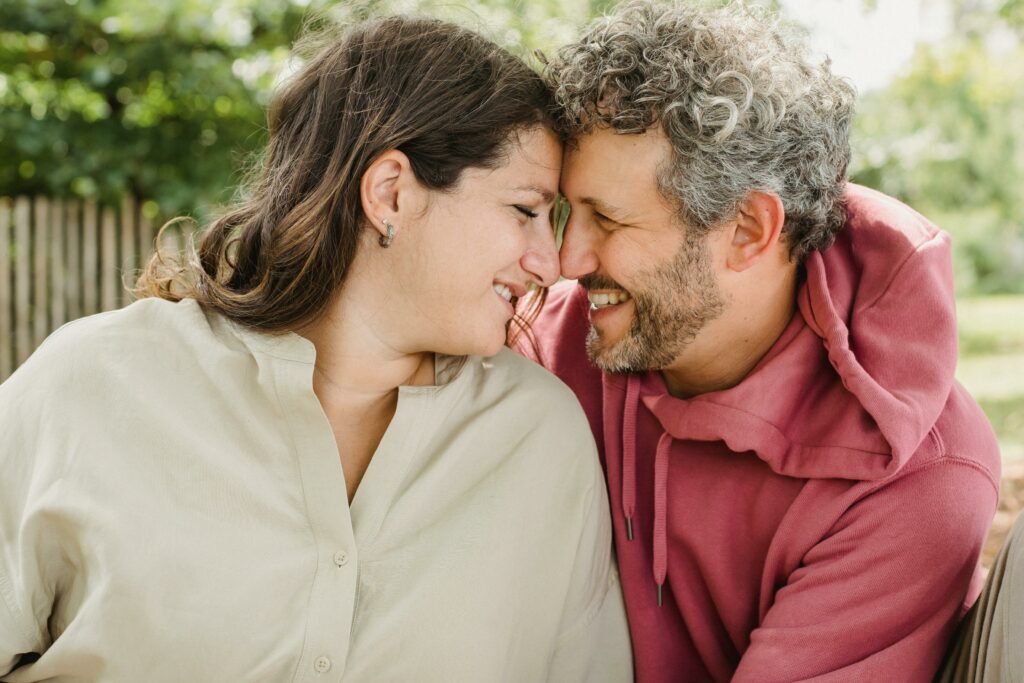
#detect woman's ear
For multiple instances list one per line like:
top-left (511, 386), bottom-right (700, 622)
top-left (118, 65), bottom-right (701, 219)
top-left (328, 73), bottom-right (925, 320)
top-left (359, 149), bottom-right (413, 243)
top-left (724, 191), bottom-right (786, 272)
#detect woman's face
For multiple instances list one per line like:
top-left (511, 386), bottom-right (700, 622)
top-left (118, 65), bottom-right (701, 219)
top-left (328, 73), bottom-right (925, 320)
top-left (395, 126), bottom-right (562, 358)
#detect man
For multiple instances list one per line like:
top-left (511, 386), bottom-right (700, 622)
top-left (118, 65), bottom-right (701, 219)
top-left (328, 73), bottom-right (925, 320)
top-left (524, 2), bottom-right (1002, 680)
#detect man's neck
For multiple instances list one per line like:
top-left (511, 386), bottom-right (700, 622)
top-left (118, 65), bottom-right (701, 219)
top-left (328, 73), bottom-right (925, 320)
top-left (660, 270), bottom-right (798, 399)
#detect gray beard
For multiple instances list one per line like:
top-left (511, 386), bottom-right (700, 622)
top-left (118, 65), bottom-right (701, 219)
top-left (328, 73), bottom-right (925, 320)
top-left (586, 232), bottom-right (726, 373)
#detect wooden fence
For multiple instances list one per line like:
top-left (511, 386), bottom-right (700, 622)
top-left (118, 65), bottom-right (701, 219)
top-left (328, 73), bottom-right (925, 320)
top-left (0, 196), bottom-right (190, 383)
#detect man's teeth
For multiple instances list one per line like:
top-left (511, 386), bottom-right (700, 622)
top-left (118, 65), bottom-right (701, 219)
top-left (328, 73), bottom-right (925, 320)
top-left (493, 284), bottom-right (513, 302)
top-left (588, 290), bottom-right (631, 308)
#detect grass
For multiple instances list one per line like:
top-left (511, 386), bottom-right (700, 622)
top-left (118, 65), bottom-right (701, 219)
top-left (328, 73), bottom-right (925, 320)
top-left (956, 295), bottom-right (1024, 462)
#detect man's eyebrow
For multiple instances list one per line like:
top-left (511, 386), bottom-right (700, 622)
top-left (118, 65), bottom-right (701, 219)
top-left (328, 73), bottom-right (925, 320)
top-left (512, 185), bottom-right (556, 204)
top-left (579, 196), bottom-right (634, 221)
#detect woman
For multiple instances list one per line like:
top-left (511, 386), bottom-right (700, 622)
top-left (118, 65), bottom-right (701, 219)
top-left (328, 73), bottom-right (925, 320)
top-left (0, 16), bottom-right (632, 682)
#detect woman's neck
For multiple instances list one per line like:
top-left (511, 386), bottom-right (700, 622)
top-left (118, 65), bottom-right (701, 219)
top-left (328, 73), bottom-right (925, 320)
top-left (298, 288), bottom-right (435, 502)
top-left (299, 300), bottom-right (436, 405)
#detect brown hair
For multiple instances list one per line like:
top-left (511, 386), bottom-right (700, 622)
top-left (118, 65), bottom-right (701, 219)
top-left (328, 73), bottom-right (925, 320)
top-left (135, 16), bottom-right (557, 338)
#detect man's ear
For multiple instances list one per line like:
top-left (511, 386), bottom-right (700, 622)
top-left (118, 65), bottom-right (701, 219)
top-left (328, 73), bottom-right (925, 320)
top-left (725, 191), bottom-right (786, 272)
top-left (359, 149), bottom-right (414, 242)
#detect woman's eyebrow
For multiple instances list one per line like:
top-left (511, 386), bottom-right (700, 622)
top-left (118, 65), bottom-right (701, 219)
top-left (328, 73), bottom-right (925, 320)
top-left (512, 185), bottom-right (556, 204)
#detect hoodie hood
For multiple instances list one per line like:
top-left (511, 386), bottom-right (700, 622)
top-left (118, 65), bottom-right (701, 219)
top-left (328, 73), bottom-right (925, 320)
top-left (636, 183), bottom-right (958, 483)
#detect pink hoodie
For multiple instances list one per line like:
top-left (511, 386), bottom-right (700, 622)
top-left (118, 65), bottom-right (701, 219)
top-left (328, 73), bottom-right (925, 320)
top-left (526, 185), bottom-right (1001, 682)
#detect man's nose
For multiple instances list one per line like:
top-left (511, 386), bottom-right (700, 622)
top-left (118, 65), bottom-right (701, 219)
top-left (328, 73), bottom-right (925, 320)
top-left (558, 212), bottom-right (600, 281)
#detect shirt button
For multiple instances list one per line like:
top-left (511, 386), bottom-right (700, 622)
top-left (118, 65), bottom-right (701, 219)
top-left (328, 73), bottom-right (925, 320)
top-left (333, 550), bottom-right (349, 567)
top-left (314, 656), bottom-right (332, 673)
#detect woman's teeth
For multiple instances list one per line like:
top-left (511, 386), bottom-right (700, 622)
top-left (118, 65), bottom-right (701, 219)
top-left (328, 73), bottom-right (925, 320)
top-left (588, 290), bottom-right (631, 309)
top-left (493, 284), bottom-right (513, 302)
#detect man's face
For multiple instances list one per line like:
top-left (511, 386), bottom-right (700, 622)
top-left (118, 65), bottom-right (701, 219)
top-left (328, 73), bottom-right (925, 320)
top-left (559, 126), bottom-right (726, 372)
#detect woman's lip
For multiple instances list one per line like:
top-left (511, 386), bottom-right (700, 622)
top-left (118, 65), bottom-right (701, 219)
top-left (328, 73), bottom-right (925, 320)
top-left (495, 281), bottom-right (527, 299)
top-left (496, 289), bottom-right (515, 315)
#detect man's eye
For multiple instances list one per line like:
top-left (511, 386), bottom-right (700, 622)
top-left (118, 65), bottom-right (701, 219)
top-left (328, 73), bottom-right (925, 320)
top-left (515, 205), bottom-right (539, 219)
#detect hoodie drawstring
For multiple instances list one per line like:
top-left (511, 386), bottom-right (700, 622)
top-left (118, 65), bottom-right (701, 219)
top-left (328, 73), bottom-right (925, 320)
top-left (622, 373), bottom-right (672, 607)
top-left (622, 374), bottom-right (640, 541)
top-left (653, 432), bottom-right (672, 606)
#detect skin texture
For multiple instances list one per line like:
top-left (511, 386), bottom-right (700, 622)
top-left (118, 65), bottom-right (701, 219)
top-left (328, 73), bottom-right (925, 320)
top-left (559, 126), bottom-right (799, 398)
top-left (301, 126), bottom-right (562, 500)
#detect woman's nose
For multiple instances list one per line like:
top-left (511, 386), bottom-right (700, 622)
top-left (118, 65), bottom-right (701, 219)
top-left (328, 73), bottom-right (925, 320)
top-left (520, 225), bottom-right (560, 288)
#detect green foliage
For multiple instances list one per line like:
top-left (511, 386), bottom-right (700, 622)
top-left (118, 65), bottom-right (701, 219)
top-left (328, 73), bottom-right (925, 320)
top-left (0, 0), bottom-right (315, 219)
top-left (1003, 0), bottom-right (1024, 29)
top-left (850, 23), bottom-right (1024, 294)
top-left (2, 0), bottom-right (1022, 295)
top-left (956, 294), bottom-right (1024, 462)
top-left (320, 0), bottom-right (601, 56)
top-left (0, 0), bottom-right (604, 223)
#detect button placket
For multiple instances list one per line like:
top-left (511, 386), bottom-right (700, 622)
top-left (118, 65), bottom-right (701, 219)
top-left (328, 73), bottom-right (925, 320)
top-left (274, 358), bottom-right (359, 681)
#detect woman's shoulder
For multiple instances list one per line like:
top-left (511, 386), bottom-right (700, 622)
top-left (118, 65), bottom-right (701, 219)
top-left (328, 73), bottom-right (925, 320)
top-left (3, 298), bottom-right (222, 395)
top-left (472, 347), bottom-right (587, 417)
top-left (458, 348), bottom-right (598, 467)
top-left (37, 297), bottom-right (208, 353)
top-left (466, 348), bottom-right (605, 495)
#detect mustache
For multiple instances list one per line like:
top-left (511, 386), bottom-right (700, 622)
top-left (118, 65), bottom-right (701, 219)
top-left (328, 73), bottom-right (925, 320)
top-left (578, 274), bottom-right (625, 291)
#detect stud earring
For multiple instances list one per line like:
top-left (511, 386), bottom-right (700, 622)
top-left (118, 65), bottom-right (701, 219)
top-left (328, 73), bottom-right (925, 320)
top-left (379, 218), bottom-right (395, 248)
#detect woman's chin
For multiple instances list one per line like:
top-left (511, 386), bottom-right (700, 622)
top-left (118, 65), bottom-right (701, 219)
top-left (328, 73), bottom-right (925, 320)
top-left (469, 333), bottom-right (507, 359)
top-left (430, 328), bottom-right (507, 359)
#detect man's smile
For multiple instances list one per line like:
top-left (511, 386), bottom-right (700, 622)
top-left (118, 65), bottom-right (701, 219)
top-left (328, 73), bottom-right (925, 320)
top-left (587, 289), bottom-right (633, 309)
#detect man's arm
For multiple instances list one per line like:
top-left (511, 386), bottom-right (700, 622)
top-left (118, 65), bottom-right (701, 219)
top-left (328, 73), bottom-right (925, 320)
top-left (733, 458), bottom-right (997, 682)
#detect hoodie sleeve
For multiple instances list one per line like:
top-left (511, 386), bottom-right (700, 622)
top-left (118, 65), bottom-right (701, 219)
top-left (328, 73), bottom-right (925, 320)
top-left (732, 456), bottom-right (997, 683)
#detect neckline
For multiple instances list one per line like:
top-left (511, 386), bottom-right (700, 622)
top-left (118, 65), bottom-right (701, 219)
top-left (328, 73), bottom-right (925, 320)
top-left (209, 303), bottom-right (471, 392)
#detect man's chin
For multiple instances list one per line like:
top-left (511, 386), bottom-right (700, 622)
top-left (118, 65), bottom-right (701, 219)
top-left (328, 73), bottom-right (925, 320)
top-left (585, 327), bottom-right (637, 373)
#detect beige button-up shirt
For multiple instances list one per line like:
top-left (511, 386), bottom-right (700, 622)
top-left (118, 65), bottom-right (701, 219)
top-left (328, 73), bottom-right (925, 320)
top-left (0, 298), bottom-right (632, 682)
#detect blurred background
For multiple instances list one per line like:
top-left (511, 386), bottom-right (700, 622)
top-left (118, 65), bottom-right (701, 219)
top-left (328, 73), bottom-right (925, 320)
top-left (1, 0), bottom-right (1022, 559)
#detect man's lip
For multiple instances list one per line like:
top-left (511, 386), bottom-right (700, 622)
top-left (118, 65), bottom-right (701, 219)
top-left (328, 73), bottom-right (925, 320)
top-left (578, 280), bottom-right (629, 294)
top-left (588, 298), bottom-right (631, 324)
top-left (583, 285), bottom-right (633, 305)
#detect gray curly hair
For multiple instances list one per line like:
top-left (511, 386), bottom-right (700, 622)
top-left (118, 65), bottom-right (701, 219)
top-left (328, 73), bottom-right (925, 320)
top-left (547, 0), bottom-right (856, 261)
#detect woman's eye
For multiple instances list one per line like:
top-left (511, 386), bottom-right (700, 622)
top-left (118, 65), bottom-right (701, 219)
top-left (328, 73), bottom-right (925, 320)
top-left (514, 205), bottom-right (539, 219)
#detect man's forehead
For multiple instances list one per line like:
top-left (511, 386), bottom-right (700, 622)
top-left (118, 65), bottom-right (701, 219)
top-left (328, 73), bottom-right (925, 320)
top-left (561, 127), bottom-right (670, 212)
top-left (566, 125), bottom-right (669, 159)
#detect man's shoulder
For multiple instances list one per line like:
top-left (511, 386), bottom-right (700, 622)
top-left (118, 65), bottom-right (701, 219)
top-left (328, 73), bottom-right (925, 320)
top-left (842, 183), bottom-right (946, 252)
top-left (926, 381), bottom-right (1002, 489)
